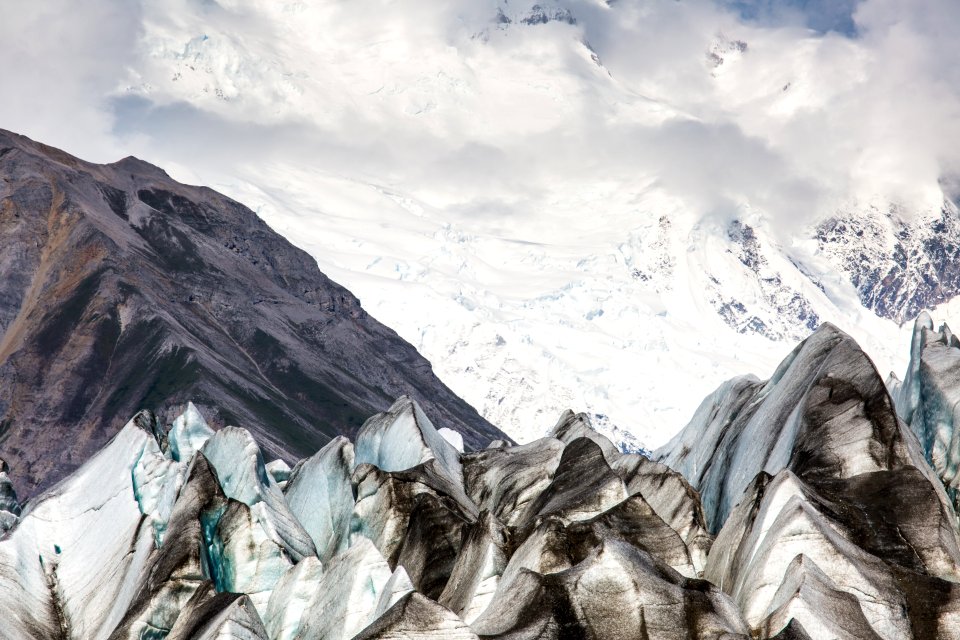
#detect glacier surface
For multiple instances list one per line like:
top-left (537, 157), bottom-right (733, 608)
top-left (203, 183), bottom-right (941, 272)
top-left (4, 323), bottom-right (960, 638)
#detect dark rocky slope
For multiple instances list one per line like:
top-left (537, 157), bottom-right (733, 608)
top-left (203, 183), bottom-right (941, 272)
top-left (0, 129), bottom-right (509, 495)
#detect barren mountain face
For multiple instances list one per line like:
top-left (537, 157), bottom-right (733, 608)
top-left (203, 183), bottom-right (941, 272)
top-left (0, 130), bottom-right (508, 495)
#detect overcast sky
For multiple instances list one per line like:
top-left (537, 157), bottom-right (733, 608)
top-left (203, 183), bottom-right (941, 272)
top-left (0, 0), bottom-right (957, 234)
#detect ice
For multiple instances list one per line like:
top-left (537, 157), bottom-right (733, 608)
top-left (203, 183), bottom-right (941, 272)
top-left (168, 402), bottom-right (215, 462)
top-left (108, 453), bottom-right (227, 639)
top-left (283, 436), bottom-right (354, 563)
top-left (6, 336), bottom-right (960, 640)
top-left (350, 460), bottom-right (477, 577)
top-left (549, 410), bottom-right (621, 462)
top-left (894, 314), bottom-right (960, 508)
top-left (0, 419), bottom-right (159, 639)
top-left (355, 396), bottom-right (462, 483)
top-left (461, 437), bottom-right (565, 528)
top-left (612, 452), bottom-right (712, 576)
top-left (656, 323), bottom-right (960, 637)
top-left (131, 435), bottom-right (184, 545)
top-left (438, 428), bottom-right (465, 453)
top-left (294, 536), bottom-right (394, 640)
top-left (373, 566), bottom-right (415, 619)
top-left (705, 470), bottom-right (914, 638)
top-left (208, 499), bottom-right (295, 617)
top-left (354, 592), bottom-right (478, 640)
top-left (200, 427), bottom-right (316, 561)
top-left (657, 324), bottom-right (915, 531)
top-left (166, 584), bottom-right (269, 640)
top-left (0, 459), bottom-right (21, 534)
top-left (265, 459), bottom-right (291, 487)
top-left (523, 437), bottom-right (628, 527)
top-left (472, 529), bottom-right (749, 639)
top-left (438, 511), bottom-right (509, 624)
top-left (262, 556), bottom-right (323, 640)
top-left (549, 410), bottom-right (713, 574)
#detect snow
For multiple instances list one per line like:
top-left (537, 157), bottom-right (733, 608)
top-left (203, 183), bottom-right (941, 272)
top-left (438, 428), bottom-right (465, 453)
top-left (216, 170), bottom-right (923, 453)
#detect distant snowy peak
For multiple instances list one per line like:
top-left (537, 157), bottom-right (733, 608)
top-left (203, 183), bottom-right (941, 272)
top-left (816, 198), bottom-right (960, 323)
top-left (518, 4), bottom-right (577, 26)
top-left (621, 215), bottom-right (676, 292)
top-left (708, 218), bottom-right (821, 342)
top-left (112, 1), bottom-right (960, 456)
top-left (631, 196), bottom-right (960, 346)
top-left (707, 36), bottom-right (748, 70)
top-left (491, 1), bottom-right (578, 28)
top-left (478, 1), bottom-right (585, 48)
top-left (689, 197), bottom-right (960, 341)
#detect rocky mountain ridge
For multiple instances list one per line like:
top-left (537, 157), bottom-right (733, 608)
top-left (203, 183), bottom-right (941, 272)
top-left (0, 130), bottom-right (509, 495)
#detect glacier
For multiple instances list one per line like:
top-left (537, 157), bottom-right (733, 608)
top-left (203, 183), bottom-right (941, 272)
top-left (5, 322), bottom-right (960, 638)
top-left (659, 322), bottom-right (960, 638)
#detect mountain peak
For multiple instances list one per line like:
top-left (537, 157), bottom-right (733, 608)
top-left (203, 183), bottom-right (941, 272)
top-left (109, 155), bottom-right (171, 179)
top-left (0, 132), bottom-right (511, 495)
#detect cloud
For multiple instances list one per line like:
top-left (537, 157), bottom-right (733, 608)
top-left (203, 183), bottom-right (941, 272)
top-left (0, 0), bottom-right (142, 161)
top-left (0, 0), bottom-right (957, 236)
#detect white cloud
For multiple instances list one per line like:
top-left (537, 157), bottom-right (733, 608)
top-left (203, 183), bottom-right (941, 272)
top-left (3, 0), bottom-right (954, 228)
top-left (0, 0), bottom-right (142, 161)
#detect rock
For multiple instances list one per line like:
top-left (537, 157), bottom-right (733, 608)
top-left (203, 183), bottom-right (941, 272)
top-left (0, 129), bottom-right (511, 496)
top-left (354, 592), bottom-right (478, 640)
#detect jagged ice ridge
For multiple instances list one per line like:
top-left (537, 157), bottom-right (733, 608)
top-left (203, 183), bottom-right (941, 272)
top-left (4, 318), bottom-right (960, 638)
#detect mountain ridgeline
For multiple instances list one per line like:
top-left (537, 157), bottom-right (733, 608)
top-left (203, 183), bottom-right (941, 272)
top-left (0, 129), bottom-right (510, 495)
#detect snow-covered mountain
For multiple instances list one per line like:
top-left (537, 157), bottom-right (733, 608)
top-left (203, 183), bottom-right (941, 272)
top-left (223, 178), bottom-right (960, 451)
top-left (7, 0), bottom-right (960, 450)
